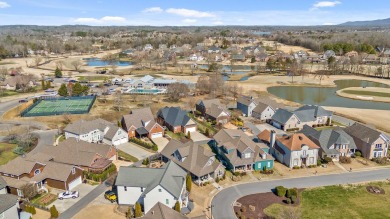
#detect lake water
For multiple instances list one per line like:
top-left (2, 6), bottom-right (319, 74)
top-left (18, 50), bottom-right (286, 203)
top-left (85, 58), bottom-right (132, 67)
top-left (267, 80), bottom-right (390, 110)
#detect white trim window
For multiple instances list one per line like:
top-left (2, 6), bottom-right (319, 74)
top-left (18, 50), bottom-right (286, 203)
top-left (17, 189), bottom-right (23, 197)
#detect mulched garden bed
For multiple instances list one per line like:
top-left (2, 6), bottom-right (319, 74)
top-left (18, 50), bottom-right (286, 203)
top-left (366, 186), bottom-right (385, 194)
top-left (233, 190), bottom-right (302, 219)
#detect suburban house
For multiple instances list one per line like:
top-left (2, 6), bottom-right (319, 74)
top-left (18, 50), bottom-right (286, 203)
top-left (271, 105), bottom-right (332, 131)
top-left (0, 76), bottom-right (36, 91)
top-left (195, 99), bottom-right (230, 124)
top-left (300, 125), bottom-right (357, 161)
top-left (161, 140), bottom-right (225, 185)
top-left (0, 153), bottom-right (84, 196)
top-left (237, 96), bottom-right (282, 120)
top-left (0, 194), bottom-right (19, 219)
top-left (115, 161), bottom-right (188, 214)
top-left (42, 138), bottom-right (117, 173)
top-left (258, 130), bottom-right (320, 168)
top-left (64, 118), bottom-right (128, 146)
top-left (0, 176), bottom-right (6, 194)
top-left (157, 107), bottom-right (197, 134)
top-left (344, 123), bottom-right (389, 159)
top-left (211, 129), bottom-right (274, 172)
top-left (121, 107), bottom-right (164, 139)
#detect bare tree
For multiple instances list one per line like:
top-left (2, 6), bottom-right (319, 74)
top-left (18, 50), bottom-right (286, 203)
top-left (34, 56), bottom-right (43, 68)
top-left (70, 60), bottom-right (82, 72)
top-left (166, 83), bottom-right (189, 102)
top-left (21, 183), bottom-right (38, 201)
top-left (55, 60), bottom-right (65, 70)
top-left (314, 70), bottom-right (330, 85)
top-left (113, 91), bottom-right (123, 111)
top-left (0, 67), bottom-right (7, 81)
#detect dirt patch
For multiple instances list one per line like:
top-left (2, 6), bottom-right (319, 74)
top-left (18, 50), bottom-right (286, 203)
top-left (73, 204), bottom-right (124, 219)
top-left (366, 186), bottom-right (385, 195)
top-left (234, 191), bottom-right (301, 219)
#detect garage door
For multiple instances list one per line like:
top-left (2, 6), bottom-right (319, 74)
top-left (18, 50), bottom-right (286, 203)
top-left (151, 132), bottom-right (163, 138)
top-left (114, 137), bottom-right (128, 146)
top-left (272, 122), bottom-right (281, 129)
top-left (186, 127), bottom-right (197, 133)
top-left (68, 176), bottom-right (82, 191)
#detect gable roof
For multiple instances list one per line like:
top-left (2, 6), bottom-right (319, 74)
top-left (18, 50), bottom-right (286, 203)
top-left (344, 123), bottom-right (385, 144)
top-left (196, 99), bottom-right (221, 108)
top-left (293, 105), bottom-right (333, 122)
top-left (141, 202), bottom-right (188, 219)
top-left (41, 138), bottom-right (114, 167)
top-left (253, 102), bottom-right (273, 114)
top-left (271, 109), bottom-right (295, 124)
top-left (161, 140), bottom-right (220, 177)
top-left (0, 176), bottom-right (7, 190)
top-left (157, 107), bottom-right (193, 127)
top-left (0, 194), bottom-right (18, 214)
top-left (277, 133), bottom-right (320, 151)
top-left (207, 104), bottom-right (230, 119)
top-left (0, 156), bottom-right (40, 176)
top-left (64, 118), bottom-right (112, 135)
top-left (122, 107), bottom-right (157, 132)
top-left (237, 96), bottom-right (256, 106)
top-left (115, 161), bottom-right (186, 199)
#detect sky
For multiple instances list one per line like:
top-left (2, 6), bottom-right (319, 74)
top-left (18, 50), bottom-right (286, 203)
top-left (0, 0), bottom-right (389, 26)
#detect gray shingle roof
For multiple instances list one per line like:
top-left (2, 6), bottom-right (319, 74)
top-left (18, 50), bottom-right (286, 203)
top-left (115, 161), bottom-right (186, 199)
top-left (237, 96), bottom-right (255, 106)
top-left (293, 105), bottom-right (333, 122)
top-left (0, 176), bottom-right (7, 190)
top-left (64, 118), bottom-right (113, 135)
top-left (0, 194), bottom-right (18, 214)
top-left (344, 123), bottom-right (384, 144)
top-left (271, 109), bottom-right (294, 124)
top-left (157, 107), bottom-right (192, 127)
top-left (141, 202), bottom-right (188, 219)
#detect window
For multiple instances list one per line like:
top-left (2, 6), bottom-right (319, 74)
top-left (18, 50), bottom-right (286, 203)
top-left (141, 188), bottom-right (144, 192)
top-left (267, 162), bottom-right (271, 168)
top-left (375, 144), bottom-right (382, 149)
top-left (71, 168), bottom-right (75, 174)
top-left (244, 153), bottom-right (251, 158)
top-left (303, 150), bottom-right (307, 156)
top-left (257, 163), bottom-right (261, 168)
top-left (124, 186), bottom-right (127, 191)
top-left (166, 199), bottom-right (169, 205)
top-left (34, 169), bottom-right (40, 176)
top-left (17, 189), bottom-right (23, 197)
top-left (158, 189), bottom-right (162, 192)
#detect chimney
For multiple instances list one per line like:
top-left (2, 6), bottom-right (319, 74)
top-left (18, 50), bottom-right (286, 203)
top-left (151, 211), bottom-right (154, 215)
top-left (270, 130), bottom-right (276, 148)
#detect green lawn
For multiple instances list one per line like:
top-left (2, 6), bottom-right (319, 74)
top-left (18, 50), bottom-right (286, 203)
top-left (314, 126), bottom-right (334, 131)
top-left (118, 150), bottom-right (139, 162)
top-left (0, 143), bottom-right (18, 165)
top-left (342, 90), bottom-right (390, 98)
top-left (0, 90), bottom-right (18, 97)
top-left (165, 131), bottom-right (187, 140)
top-left (265, 183), bottom-right (390, 219)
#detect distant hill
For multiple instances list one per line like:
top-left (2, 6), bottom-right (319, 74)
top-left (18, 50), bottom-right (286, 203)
top-left (340, 18), bottom-right (390, 26)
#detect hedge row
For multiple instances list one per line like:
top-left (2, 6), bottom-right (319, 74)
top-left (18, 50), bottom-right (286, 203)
top-left (84, 164), bottom-right (117, 182)
top-left (130, 138), bottom-right (158, 151)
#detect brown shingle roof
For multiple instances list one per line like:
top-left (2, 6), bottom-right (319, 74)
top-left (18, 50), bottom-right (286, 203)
top-left (64, 118), bottom-right (113, 135)
top-left (122, 107), bottom-right (156, 131)
top-left (141, 202), bottom-right (188, 219)
top-left (277, 134), bottom-right (319, 151)
top-left (344, 123), bottom-right (382, 144)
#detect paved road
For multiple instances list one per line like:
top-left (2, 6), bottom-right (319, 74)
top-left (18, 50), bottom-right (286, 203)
top-left (211, 168), bottom-right (390, 219)
top-left (117, 142), bottom-right (154, 160)
top-left (30, 129), bottom-right (57, 154)
top-left (244, 121), bottom-right (260, 136)
top-left (0, 99), bottom-right (21, 118)
top-left (58, 183), bottom-right (107, 219)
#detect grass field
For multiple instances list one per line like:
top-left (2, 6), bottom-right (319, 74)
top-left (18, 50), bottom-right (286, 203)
top-left (118, 150), bottom-right (139, 162)
top-left (0, 143), bottom-right (18, 165)
top-left (22, 97), bottom-right (95, 117)
top-left (342, 90), bottom-right (390, 97)
top-left (265, 183), bottom-right (390, 219)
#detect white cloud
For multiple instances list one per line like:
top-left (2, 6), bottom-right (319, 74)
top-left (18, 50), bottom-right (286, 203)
top-left (312, 1), bottom-right (341, 10)
top-left (73, 16), bottom-right (126, 24)
top-left (213, 21), bottom-right (224, 25)
top-left (100, 16), bottom-right (126, 22)
top-left (143, 7), bottom-right (163, 13)
top-left (182, 19), bottom-right (197, 23)
top-left (0, 1), bottom-right (10, 8)
top-left (323, 22), bottom-right (335, 25)
top-left (166, 8), bottom-right (215, 18)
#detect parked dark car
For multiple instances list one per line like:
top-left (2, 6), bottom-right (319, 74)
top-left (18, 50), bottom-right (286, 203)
top-left (18, 99), bottom-right (28, 103)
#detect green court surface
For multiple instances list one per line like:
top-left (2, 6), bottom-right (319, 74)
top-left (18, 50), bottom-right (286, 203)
top-left (22, 97), bottom-right (95, 117)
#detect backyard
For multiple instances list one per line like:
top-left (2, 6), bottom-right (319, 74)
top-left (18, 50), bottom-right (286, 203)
top-left (265, 182), bottom-right (390, 219)
top-left (0, 142), bottom-right (18, 165)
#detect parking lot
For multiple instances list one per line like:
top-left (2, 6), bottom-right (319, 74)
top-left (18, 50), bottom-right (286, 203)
top-left (49, 184), bottom-right (97, 213)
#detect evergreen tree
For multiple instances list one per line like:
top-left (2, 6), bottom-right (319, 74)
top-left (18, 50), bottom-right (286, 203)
top-left (45, 80), bottom-right (51, 89)
top-left (50, 205), bottom-right (59, 218)
top-left (54, 67), bottom-right (62, 78)
top-left (187, 131), bottom-right (191, 139)
top-left (58, 83), bottom-right (68, 97)
top-left (134, 202), bottom-right (142, 218)
top-left (174, 201), bottom-right (181, 212)
top-left (31, 206), bottom-right (36, 215)
top-left (186, 173), bottom-right (192, 192)
top-left (72, 82), bottom-right (83, 96)
top-left (81, 85), bottom-right (89, 95)
top-left (41, 80), bottom-right (45, 90)
top-left (205, 128), bottom-right (210, 137)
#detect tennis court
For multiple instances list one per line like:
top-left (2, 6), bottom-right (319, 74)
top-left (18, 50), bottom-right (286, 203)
top-left (21, 96), bottom-right (96, 117)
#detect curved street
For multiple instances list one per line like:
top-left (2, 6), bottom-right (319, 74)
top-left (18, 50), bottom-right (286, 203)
top-left (211, 168), bottom-right (390, 219)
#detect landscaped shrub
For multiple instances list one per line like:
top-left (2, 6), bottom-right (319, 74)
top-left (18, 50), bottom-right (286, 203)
top-left (285, 198), bottom-right (291, 204)
top-left (371, 157), bottom-right (389, 165)
top-left (354, 151), bottom-right (362, 157)
top-left (317, 159), bottom-right (322, 166)
top-left (129, 138), bottom-right (157, 151)
top-left (291, 195), bottom-right (297, 204)
top-left (308, 165), bottom-right (317, 168)
top-left (83, 164), bottom-right (117, 182)
top-left (275, 186), bottom-right (287, 197)
top-left (233, 171), bottom-right (240, 176)
top-left (292, 166), bottom-right (300, 169)
top-left (241, 206), bottom-right (247, 212)
top-left (286, 128), bottom-right (299, 132)
top-left (286, 188), bottom-right (298, 198)
top-left (50, 205), bottom-right (59, 218)
top-left (142, 158), bottom-right (150, 165)
top-left (339, 156), bottom-right (352, 164)
top-left (322, 156), bottom-right (333, 164)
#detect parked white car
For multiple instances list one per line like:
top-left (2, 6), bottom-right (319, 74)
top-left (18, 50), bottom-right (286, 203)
top-left (58, 191), bottom-right (79, 200)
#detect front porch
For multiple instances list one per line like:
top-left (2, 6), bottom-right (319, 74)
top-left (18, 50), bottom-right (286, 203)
top-left (233, 164), bottom-right (253, 173)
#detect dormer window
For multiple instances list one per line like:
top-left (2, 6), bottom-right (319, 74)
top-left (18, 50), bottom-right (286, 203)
top-left (72, 168), bottom-right (76, 174)
top-left (34, 169), bottom-right (41, 176)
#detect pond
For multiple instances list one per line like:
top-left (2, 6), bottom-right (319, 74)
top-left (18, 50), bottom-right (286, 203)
top-left (267, 80), bottom-right (390, 110)
top-left (84, 58), bottom-right (132, 67)
top-left (198, 64), bottom-right (256, 71)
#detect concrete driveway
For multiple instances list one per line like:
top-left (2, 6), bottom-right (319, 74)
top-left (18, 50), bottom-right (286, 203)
top-left (117, 142), bottom-right (154, 160)
top-left (255, 123), bottom-right (287, 136)
top-left (152, 137), bottom-right (169, 152)
top-left (50, 184), bottom-right (97, 213)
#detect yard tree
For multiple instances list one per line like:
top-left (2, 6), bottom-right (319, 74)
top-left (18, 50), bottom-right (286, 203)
top-left (72, 82), bottom-right (83, 96)
top-left (186, 173), bottom-right (192, 192)
top-left (50, 205), bottom-right (59, 218)
top-left (58, 83), bottom-right (68, 97)
top-left (70, 60), bottom-right (82, 72)
top-left (45, 80), bottom-right (51, 89)
top-left (21, 183), bottom-right (37, 201)
top-left (187, 131), bottom-right (191, 139)
top-left (166, 83), bottom-right (189, 102)
top-left (41, 80), bottom-right (45, 90)
top-left (174, 201), bottom-right (181, 212)
top-left (205, 128), bottom-right (210, 137)
top-left (134, 202), bottom-right (142, 217)
top-left (81, 84), bottom-right (89, 95)
top-left (54, 67), bottom-right (62, 78)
